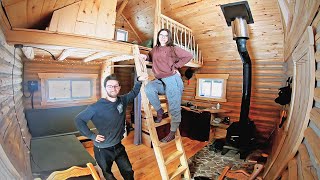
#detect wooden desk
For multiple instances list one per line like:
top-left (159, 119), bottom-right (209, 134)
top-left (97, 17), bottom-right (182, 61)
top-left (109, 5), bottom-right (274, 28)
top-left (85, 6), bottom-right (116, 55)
top-left (181, 106), bottom-right (231, 139)
top-left (181, 106), bottom-right (230, 121)
top-left (181, 106), bottom-right (230, 114)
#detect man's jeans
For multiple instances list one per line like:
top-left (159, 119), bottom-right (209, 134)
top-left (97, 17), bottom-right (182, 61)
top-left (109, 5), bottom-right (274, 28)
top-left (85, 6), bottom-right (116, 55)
top-left (94, 143), bottom-right (134, 180)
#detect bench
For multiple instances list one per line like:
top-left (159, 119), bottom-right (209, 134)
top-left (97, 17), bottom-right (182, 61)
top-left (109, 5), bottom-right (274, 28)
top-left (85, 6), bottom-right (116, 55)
top-left (25, 105), bottom-right (97, 178)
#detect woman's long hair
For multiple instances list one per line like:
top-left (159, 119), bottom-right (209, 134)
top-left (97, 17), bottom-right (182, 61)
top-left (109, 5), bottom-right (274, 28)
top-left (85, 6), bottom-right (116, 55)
top-left (156, 28), bottom-right (174, 47)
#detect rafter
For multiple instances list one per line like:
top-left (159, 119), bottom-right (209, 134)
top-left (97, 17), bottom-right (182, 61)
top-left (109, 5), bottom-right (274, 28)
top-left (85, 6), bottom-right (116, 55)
top-left (121, 14), bottom-right (142, 43)
top-left (106, 55), bottom-right (134, 62)
top-left (116, 0), bottom-right (129, 18)
top-left (58, 49), bottom-right (77, 61)
top-left (83, 52), bottom-right (113, 62)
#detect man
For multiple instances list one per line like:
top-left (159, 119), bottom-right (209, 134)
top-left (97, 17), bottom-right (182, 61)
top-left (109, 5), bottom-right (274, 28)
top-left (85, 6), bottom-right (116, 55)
top-left (75, 74), bottom-right (147, 180)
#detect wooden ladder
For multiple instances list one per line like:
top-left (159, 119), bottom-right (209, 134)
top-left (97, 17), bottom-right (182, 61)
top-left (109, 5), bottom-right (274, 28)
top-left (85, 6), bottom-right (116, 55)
top-left (133, 45), bottom-right (191, 180)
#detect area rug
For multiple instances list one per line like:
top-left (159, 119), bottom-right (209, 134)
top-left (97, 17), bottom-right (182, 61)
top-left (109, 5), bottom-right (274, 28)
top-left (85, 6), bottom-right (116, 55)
top-left (189, 142), bottom-right (245, 179)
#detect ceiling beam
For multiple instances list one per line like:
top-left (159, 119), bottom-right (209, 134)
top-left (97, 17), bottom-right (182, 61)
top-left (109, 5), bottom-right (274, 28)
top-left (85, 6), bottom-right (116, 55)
top-left (83, 52), bottom-right (113, 62)
top-left (21, 47), bottom-right (34, 60)
top-left (5, 28), bottom-right (133, 55)
top-left (57, 49), bottom-right (77, 61)
top-left (106, 54), bottom-right (134, 62)
top-left (116, 0), bottom-right (129, 19)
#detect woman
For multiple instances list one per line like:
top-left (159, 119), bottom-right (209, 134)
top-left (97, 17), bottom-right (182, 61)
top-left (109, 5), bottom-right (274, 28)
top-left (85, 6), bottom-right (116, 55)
top-left (139, 28), bottom-right (193, 142)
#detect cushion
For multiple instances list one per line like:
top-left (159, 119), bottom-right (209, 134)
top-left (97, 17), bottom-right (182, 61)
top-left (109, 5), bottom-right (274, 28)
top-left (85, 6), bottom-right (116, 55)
top-left (31, 135), bottom-right (96, 174)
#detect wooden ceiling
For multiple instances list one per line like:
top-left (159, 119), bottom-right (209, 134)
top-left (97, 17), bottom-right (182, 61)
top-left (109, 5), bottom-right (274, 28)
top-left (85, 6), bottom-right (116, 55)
top-left (118, 0), bottom-right (283, 61)
top-left (1, 0), bottom-right (283, 62)
top-left (1, 0), bottom-right (148, 31)
top-left (1, 0), bottom-right (82, 29)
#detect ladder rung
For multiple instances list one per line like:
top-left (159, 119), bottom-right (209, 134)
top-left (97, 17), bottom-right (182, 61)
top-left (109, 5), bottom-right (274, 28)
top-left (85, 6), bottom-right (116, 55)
top-left (133, 46), bottom-right (190, 180)
top-left (154, 117), bottom-right (171, 127)
top-left (142, 103), bottom-right (168, 112)
top-left (141, 105), bottom-right (168, 119)
top-left (141, 117), bottom-right (171, 134)
top-left (164, 151), bottom-right (183, 165)
top-left (158, 134), bottom-right (181, 148)
top-left (169, 166), bottom-right (187, 180)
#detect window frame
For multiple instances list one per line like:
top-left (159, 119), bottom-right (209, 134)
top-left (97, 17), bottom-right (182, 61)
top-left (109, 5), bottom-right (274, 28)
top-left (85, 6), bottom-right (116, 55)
top-left (115, 29), bottom-right (128, 42)
top-left (38, 73), bottom-right (98, 108)
top-left (195, 74), bottom-right (229, 102)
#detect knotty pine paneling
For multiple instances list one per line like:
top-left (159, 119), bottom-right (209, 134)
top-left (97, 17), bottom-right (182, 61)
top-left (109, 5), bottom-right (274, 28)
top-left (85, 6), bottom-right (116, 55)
top-left (162, 0), bottom-right (285, 143)
top-left (264, 5), bottom-right (320, 179)
top-left (115, 16), bottom-right (142, 43)
top-left (0, 28), bottom-right (31, 178)
top-left (23, 58), bottom-right (101, 109)
top-left (114, 62), bottom-right (135, 126)
top-left (2, 0), bottom-right (81, 29)
top-left (120, 0), bottom-right (156, 42)
top-left (121, 0), bottom-right (285, 142)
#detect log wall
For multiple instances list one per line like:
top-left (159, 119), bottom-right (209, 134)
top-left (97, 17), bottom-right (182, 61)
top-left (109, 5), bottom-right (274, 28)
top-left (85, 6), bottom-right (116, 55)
top-left (120, 0), bottom-right (286, 142)
top-left (23, 58), bottom-right (101, 109)
top-left (264, 1), bottom-right (320, 179)
top-left (0, 28), bottom-right (31, 178)
top-left (163, 0), bottom-right (285, 142)
top-left (114, 65), bottom-right (135, 127)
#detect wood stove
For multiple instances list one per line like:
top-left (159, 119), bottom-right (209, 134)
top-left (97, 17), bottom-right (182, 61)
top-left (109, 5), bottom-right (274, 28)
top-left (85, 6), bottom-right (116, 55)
top-left (220, 1), bottom-right (257, 159)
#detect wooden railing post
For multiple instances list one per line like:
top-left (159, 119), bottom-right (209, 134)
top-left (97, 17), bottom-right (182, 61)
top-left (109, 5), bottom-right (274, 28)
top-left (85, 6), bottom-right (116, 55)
top-left (156, 13), bottom-right (203, 66)
top-left (153, 0), bottom-right (161, 47)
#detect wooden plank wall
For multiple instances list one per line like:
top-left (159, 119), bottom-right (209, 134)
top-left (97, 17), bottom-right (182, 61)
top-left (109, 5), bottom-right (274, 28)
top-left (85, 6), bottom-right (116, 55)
top-left (120, 0), bottom-right (155, 43)
top-left (48, 0), bottom-right (117, 40)
top-left (162, 0), bottom-right (285, 142)
top-left (23, 58), bottom-right (101, 109)
top-left (266, 26), bottom-right (317, 180)
top-left (115, 16), bottom-right (143, 43)
top-left (0, 28), bottom-right (31, 178)
top-left (2, 0), bottom-right (82, 29)
top-left (117, 0), bottom-right (286, 142)
top-left (114, 65), bottom-right (135, 127)
top-left (264, 1), bottom-right (320, 179)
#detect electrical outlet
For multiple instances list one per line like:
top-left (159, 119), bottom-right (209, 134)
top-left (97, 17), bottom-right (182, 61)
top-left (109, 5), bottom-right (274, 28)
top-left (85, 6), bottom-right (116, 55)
top-left (27, 81), bottom-right (38, 92)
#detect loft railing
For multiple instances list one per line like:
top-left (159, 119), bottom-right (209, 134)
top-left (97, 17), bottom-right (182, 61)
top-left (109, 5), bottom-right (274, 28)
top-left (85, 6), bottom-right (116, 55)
top-left (159, 14), bottom-right (203, 66)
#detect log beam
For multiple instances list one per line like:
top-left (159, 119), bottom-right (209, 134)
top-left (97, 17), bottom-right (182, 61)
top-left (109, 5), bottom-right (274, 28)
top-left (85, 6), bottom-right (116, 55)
top-left (83, 52), bottom-right (113, 62)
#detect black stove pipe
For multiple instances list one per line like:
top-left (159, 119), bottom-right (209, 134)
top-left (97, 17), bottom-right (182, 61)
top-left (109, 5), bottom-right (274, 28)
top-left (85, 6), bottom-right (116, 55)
top-left (236, 38), bottom-right (252, 125)
top-left (219, 1), bottom-right (256, 158)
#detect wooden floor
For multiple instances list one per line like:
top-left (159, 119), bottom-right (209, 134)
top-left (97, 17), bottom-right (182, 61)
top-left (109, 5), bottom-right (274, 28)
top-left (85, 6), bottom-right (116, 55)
top-left (84, 131), bottom-right (213, 180)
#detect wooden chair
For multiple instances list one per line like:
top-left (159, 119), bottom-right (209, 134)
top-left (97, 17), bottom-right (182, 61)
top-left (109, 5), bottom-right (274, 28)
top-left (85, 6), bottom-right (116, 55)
top-left (46, 163), bottom-right (100, 180)
top-left (217, 164), bottom-right (263, 180)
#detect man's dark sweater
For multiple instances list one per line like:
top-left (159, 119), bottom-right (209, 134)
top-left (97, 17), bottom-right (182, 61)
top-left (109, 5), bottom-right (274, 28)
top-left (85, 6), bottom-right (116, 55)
top-left (75, 81), bottom-right (142, 148)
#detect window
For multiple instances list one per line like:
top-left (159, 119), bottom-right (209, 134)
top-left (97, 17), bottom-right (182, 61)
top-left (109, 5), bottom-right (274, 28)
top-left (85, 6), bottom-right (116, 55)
top-left (195, 74), bottom-right (229, 102)
top-left (38, 73), bottom-right (98, 108)
top-left (116, 29), bottom-right (128, 41)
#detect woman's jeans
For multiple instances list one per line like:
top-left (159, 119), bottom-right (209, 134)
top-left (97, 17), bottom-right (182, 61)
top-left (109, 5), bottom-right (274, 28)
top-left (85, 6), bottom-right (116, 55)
top-left (145, 73), bottom-right (184, 132)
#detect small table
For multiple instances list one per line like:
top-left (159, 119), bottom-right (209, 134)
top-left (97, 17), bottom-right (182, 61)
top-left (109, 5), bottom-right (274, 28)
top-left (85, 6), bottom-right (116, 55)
top-left (181, 106), bottom-right (230, 121)
top-left (210, 122), bottom-right (231, 139)
top-left (181, 106), bottom-right (231, 139)
top-left (181, 106), bottom-right (230, 113)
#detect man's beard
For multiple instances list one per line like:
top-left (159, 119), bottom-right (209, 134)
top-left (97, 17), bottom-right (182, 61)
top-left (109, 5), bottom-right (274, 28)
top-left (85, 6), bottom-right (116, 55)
top-left (107, 91), bottom-right (118, 98)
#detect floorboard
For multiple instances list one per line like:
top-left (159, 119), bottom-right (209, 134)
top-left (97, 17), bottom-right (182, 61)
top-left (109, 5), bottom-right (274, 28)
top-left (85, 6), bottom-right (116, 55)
top-left (84, 131), bottom-right (212, 180)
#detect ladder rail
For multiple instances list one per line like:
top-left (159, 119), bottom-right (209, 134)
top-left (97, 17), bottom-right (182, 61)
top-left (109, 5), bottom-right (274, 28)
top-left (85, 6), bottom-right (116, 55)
top-left (133, 45), bottom-right (191, 180)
